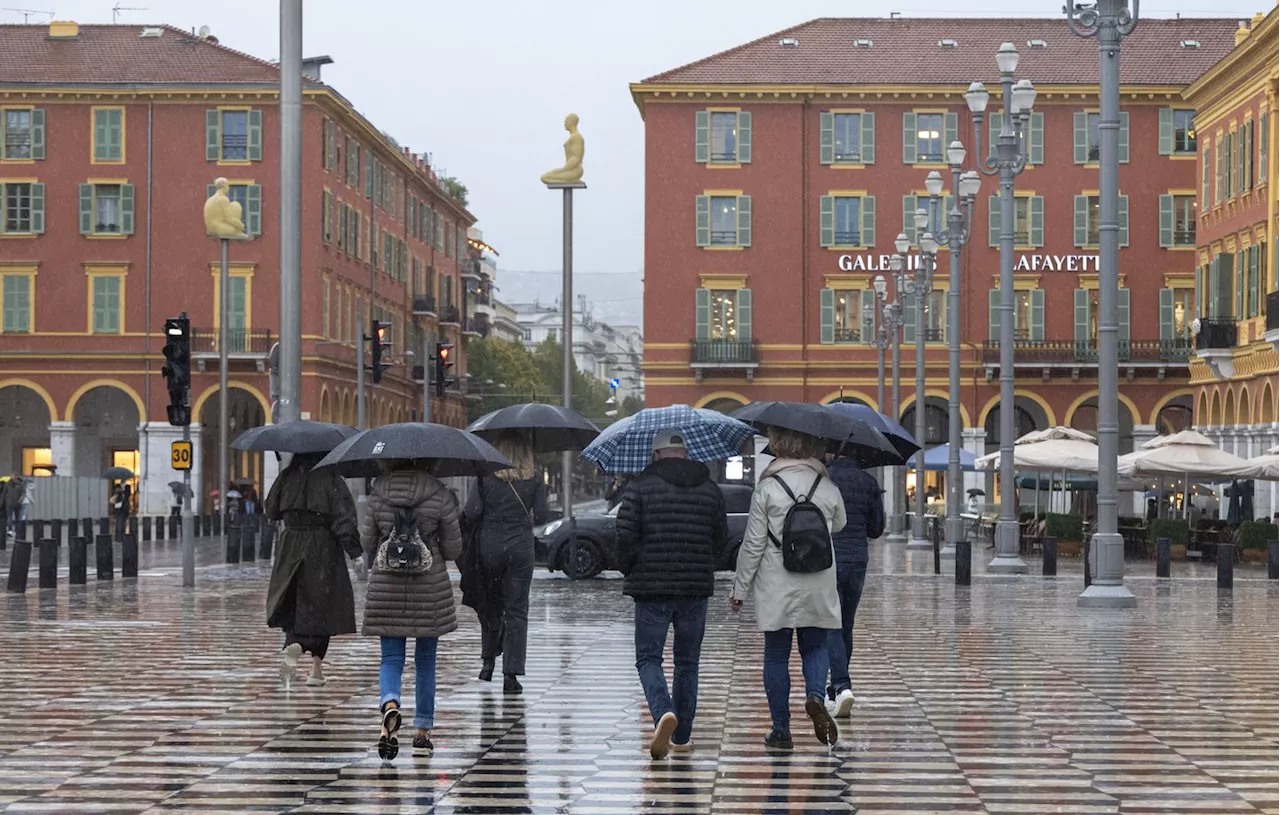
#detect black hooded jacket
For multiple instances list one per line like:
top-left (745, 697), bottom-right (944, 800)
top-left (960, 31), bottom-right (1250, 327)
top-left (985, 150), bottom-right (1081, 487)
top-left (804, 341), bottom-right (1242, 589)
top-left (615, 458), bottom-right (728, 600)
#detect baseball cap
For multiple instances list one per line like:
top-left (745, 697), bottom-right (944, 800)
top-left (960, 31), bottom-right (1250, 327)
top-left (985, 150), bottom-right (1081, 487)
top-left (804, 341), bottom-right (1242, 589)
top-left (652, 430), bottom-right (687, 453)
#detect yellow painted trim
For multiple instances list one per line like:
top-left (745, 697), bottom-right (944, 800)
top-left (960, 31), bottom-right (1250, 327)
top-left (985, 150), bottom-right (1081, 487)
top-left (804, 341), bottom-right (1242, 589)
top-left (214, 105), bottom-right (256, 166)
top-left (1076, 274), bottom-right (1128, 290)
top-left (829, 164), bottom-right (867, 170)
top-left (703, 246), bottom-right (745, 252)
top-left (63, 378), bottom-right (146, 423)
top-left (816, 389), bottom-right (879, 412)
top-left (823, 275), bottom-right (866, 289)
top-left (827, 190), bottom-right (869, 197)
top-left (1166, 154), bottom-right (1198, 161)
top-left (704, 106), bottom-right (742, 113)
top-left (89, 105), bottom-right (126, 165)
top-left (85, 266), bottom-right (128, 335)
top-left (976, 390), bottom-right (1058, 428)
top-left (0, 104), bottom-right (35, 163)
top-left (1061, 389), bottom-right (1142, 428)
top-left (85, 234), bottom-right (128, 241)
top-left (698, 274), bottom-right (748, 290)
top-left (1163, 273), bottom-right (1196, 288)
top-left (702, 189), bottom-right (744, 196)
top-left (0, 265), bottom-right (36, 333)
top-left (190, 380), bottom-right (272, 422)
top-left (0, 378), bottom-right (57, 421)
top-left (705, 163), bottom-right (742, 170)
top-left (692, 390), bottom-right (749, 409)
top-left (85, 177), bottom-right (129, 185)
top-left (988, 275), bottom-right (1043, 290)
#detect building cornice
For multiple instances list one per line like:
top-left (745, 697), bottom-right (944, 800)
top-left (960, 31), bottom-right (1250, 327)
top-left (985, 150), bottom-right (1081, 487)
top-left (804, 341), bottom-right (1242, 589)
top-left (1183, 8), bottom-right (1279, 105)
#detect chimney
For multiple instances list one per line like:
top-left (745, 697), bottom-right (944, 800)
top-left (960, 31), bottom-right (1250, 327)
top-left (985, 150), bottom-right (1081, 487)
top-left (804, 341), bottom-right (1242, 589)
top-left (1235, 20), bottom-right (1251, 46)
top-left (48, 20), bottom-right (79, 39)
top-left (301, 55), bottom-right (334, 81)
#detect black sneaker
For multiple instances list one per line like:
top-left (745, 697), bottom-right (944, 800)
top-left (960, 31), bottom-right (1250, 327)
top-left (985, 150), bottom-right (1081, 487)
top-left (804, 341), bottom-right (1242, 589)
top-left (764, 729), bottom-right (794, 750)
top-left (413, 732), bottom-right (433, 755)
top-left (805, 696), bottom-right (839, 746)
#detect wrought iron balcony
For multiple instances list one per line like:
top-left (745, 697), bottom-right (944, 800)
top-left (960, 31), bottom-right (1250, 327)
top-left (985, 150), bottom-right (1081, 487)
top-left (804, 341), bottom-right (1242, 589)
top-left (190, 328), bottom-right (272, 357)
top-left (689, 338), bottom-right (758, 382)
top-left (709, 230), bottom-right (737, 246)
top-left (921, 328), bottom-right (945, 343)
top-left (1172, 228), bottom-right (1196, 247)
top-left (439, 306), bottom-right (461, 326)
top-left (411, 364), bottom-right (425, 382)
top-left (980, 338), bottom-right (1191, 366)
top-left (412, 294), bottom-right (436, 316)
top-left (1197, 317), bottom-right (1238, 350)
top-left (833, 328), bottom-right (861, 343)
top-left (1267, 291), bottom-right (1278, 332)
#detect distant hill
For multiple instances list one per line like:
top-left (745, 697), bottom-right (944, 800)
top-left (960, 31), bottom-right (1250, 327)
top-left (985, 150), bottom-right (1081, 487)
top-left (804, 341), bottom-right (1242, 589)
top-left (494, 269), bottom-right (643, 330)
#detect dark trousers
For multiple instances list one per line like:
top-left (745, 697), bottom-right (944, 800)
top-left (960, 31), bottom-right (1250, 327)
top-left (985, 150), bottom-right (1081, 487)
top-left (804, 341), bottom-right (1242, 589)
top-left (827, 561), bottom-right (868, 695)
top-left (479, 540), bottom-right (534, 676)
top-left (114, 511), bottom-right (126, 541)
top-left (634, 598), bottom-right (707, 746)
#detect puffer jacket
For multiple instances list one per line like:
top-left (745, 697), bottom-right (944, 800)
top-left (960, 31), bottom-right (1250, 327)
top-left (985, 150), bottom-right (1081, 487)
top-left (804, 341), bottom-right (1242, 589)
top-left (360, 469), bottom-right (462, 639)
top-left (827, 458), bottom-right (886, 567)
top-left (615, 458), bottom-right (727, 600)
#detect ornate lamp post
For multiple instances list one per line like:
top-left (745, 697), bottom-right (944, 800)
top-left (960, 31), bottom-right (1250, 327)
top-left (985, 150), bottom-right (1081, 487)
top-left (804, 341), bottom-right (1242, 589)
top-left (966, 43), bottom-right (1036, 574)
top-left (865, 276), bottom-right (892, 422)
top-left (909, 226), bottom-right (940, 550)
top-left (1068, 0), bottom-right (1139, 608)
top-left (884, 247), bottom-right (915, 543)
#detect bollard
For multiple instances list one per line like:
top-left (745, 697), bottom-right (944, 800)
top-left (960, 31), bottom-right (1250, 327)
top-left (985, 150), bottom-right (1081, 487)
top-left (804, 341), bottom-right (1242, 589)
top-left (14, 518), bottom-right (26, 541)
top-left (142, 516), bottom-right (152, 542)
top-left (99, 517), bottom-right (110, 536)
top-left (68, 518), bottom-right (78, 541)
top-left (1083, 536), bottom-right (1093, 588)
top-left (1042, 537), bottom-right (1057, 576)
top-left (127, 515), bottom-right (138, 538)
top-left (69, 537), bottom-right (87, 585)
top-left (121, 533), bottom-right (138, 579)
top-left (226, 525), bottom-right (241, 564)
top-left (38, 539), bottom-right (58, 589)
top-left (95, 533), bottom-right (114, 580)
top-left (1156, 537), bottom-right (1171, 578)
top-left (932, 520), bottom-right (941, 576)
top-left (1217, 540), bottom-right (1233, 590)
top-left (32, 519), bottom-right (46, 541)
top-left (955, 539), bottom-right (971, 586)
top-left (83, 518), bottom-right (93, 541)
top-left (259, 520), bottom-right (275, 561)
top-left (169, 515), bottom-right (179, 540)
top-left (51, 519), bottom-right (63, 546)
top-left (6, 540), bottom-right (32, 592)
top-left (212, 512), bottom-right (222, 536)
top-left (1269, 539), bottom-right (1278, 581)
top-left (241, 524), bottom-right (256, 562)
top-left (202, 515), bottom-right (212, 536)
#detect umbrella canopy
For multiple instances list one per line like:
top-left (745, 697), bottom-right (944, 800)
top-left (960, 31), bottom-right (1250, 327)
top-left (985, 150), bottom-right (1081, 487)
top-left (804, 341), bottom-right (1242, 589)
top-left (581, 405), bottom-right (756, 475)
top-left (467, 403), bottom-right (600, 453)
top-left (907, 444), bottom-right (976, 472)
top-left (733, 401), bottom-right (902, 465)
top-left (103, 466), bottom-right (134, 480)
top-left (1117, 429), bottom-right (1259, 480)
top-left (975, 437), bottom-right (1100, 474)
top-left (967, 488), bottom-right (986, 496)
top-left (825, 402), bottom-right (921, 459)
top-left (1244, 453), bottom-right (1279, 481)
top-left (314, 422), bottom-right (513, 479)
top-left (1015, 426), bottom-right (1096, 445)
top-left (231, 420), bottom-right (359, 454)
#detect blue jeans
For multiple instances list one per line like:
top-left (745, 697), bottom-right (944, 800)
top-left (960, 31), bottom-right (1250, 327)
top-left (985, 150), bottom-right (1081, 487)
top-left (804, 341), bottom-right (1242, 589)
top-left (763, 627), bottom-right (829, 733)
top-left (827, 562), bottom-right (868, 695)
top-left (634, 598), bottom-right (707, 746)
top-left (379, 637), bottom-right (439, 730)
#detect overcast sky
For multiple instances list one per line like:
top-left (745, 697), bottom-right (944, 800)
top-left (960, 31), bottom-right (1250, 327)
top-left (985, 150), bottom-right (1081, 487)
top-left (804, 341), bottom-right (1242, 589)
top-left (21, 0), bottom-right (1266, 327)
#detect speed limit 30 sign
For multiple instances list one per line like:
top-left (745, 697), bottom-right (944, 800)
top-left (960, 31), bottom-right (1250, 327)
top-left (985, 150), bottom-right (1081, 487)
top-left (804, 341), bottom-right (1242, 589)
top-left (171, 441), bottom-right (193, 470)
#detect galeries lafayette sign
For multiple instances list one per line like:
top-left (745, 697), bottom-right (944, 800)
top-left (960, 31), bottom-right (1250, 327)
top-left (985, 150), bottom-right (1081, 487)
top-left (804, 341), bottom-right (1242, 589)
top-left (837, 253), bottom-right (1101, 272)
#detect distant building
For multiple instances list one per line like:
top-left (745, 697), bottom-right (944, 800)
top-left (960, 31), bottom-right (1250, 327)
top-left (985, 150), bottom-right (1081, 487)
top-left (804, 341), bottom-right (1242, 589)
top-left (513, 300), bottom-right (645, 401)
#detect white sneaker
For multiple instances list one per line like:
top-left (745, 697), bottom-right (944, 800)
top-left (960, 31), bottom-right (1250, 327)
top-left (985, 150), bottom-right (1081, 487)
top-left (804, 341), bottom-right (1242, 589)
top-left (306, 660), bottom-right (327, 687)
top-left (280, 643), bottom-right (302, 685)
top-left (650, 712), bottom-right (677, 759)
top-left (671, 740), bottom-right (694, 754)
top-left (832, 689), bottom-right (855, 718)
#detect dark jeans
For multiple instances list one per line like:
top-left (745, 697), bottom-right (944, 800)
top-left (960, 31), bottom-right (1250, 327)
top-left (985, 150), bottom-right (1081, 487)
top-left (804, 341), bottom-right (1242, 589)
top-left (479, 540), bottom-right (534, 676)
top-left (827, 562), bottom-right (868, 695)
top-left (763, 627), bottom-right (829, 733)
top-left (634, 598), bottom-right (708, 746)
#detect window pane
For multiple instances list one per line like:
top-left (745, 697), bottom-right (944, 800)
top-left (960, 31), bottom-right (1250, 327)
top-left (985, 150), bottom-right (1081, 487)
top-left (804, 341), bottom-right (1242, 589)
top-left (1173, 195), bottom-right (1196, 246)
top-left (93, 276), bottom-right (120, 333)
top-left (1174, 110), bottom-right (1196, 153)
top-left (227, 184), bottom-right (249, 212)
top-left (834, 197), bottom-right (860, 245)
top-left (1014, 198), bottom-right (1031, 245)
top-left (4, 109), bottom-right (31, 160)
top-left (710, 196), bottom-right (736, 245)
top-left (915, 113), bottom-right (943, 162)
top-left (834, 113), bottom-right (861, 162)
top-left (4, 183), bottom-right (31, 232)
top-left (709, 112), bottom-right (737, 162)
top-left (832, 290), bottom-right (860, 341)
top-left (923, 291), bottom-right (945, 340)
top-left (1087, 196), bottom-right (1100, 244)
top-left (3, 275), bottom-right (30, 332)
top-left (221, 111), bottom-right (249, 160)
top-left (709, 289), bottom-right (737, 340)
top-left (227, 277), bottom-right (247, 352)
top-left (1087, 113), bottom-right (1100, 161)
top-left (1014, 291), bottom-right (1032, 338)
top-left (95, 184), bottom-right (121, 232)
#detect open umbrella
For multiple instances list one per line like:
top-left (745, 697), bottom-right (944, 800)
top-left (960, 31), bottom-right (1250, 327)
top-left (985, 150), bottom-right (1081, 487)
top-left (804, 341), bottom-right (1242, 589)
top-left (314, 422), bottom-right (513, 479)
top-left (825, 402), bottom-right (921, 459)
top-left (733, 401), bottom-right (901, 465)
top-left (907, 444), bottom-right (976, 472)
top-left (103, 466), bottom-right (134, 480)
top-left (1117, 429), bottom-right (1258, 480)
top-left (231, 420), bottom-right (359, 454)
top-left (467, 403), bottom-right (600, 453)
top-left (967, 488), bottom-right (985, 497)
top-left (1243, 443), bottom-right (1279, 481)
top-left (581, 404), bottom-right (755, 474)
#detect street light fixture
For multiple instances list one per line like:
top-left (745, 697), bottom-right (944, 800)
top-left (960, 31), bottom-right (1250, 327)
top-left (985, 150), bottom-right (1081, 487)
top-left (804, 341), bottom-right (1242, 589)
top-left (864, 276), bottom-right (892, 451)
top-left (907, 224), bottom-right (940, 550)
top-left (883, 256), bottom-right (909, 544)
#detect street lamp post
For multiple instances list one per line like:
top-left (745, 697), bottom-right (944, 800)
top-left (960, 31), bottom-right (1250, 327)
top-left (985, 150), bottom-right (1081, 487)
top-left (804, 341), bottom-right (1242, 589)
top-left (967, 43), bottom-right (1035, 574)
top-left (1068, 0), bottom-right (1139, 608)
top-left (865, 278), bottom-right (892, 429)
top-left (908, 224), bottom-right (938, 550)
top-left (884, 253), bottom-right (911, 543)
top-left (927, 161), bottom-right (982, 556)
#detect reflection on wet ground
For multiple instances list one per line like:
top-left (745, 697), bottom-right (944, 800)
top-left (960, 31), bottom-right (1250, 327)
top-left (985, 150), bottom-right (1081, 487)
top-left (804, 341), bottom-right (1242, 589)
top-left (0, 538), bottom-right (1275, 813)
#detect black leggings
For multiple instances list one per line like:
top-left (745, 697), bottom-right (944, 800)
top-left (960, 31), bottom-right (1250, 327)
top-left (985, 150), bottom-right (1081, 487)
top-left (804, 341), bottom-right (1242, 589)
top-left (284, 632), bottom-right (330, 660)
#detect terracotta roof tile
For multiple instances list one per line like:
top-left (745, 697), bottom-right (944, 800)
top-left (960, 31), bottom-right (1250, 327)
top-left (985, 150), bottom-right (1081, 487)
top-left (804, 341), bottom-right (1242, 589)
top-left (642, 17), bottom-right (1242, 87)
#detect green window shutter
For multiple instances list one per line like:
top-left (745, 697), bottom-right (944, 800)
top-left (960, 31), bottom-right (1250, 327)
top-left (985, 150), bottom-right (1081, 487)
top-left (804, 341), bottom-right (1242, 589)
top-left (1117, 288), bottom-right (1131, 357)
top-left (247, 109), bottom-right (263, 161)
top-left (861, 195), bottom-right (875, 248)
top-left (1195, 264), bottom-right (1203, 318)
top-left (819, 112), bottom-right (834, 164)
top-left (1208, 255), bottom-right (1220, 316)
top-left (326, 120), bottom-right (336, 170)
top-left (988, 112), bottom-right (1003, 159)
top-left (903, 291), bottom-right (916, 344)
top-left (819, 195), bottom-right (834, 247)
top-left (79, 183), bottom-right (93, 235)
top-left (737, 112), bottom-right (752, 163)
top-left (29, 183), bottom-right (44, 234)
top-left (1118, 111), bottom-right (1130, 164)
top-left (694, 110), bottom-right (709, 163)
top-left (694, 288), bottom-right (710, 339)
top-left (1158, 195), bottom-right (1174, 248)
top-left (322, 191), bottom-right (331, 242)
top-left (1074, 289), bottom-right (1089, 346)
top-left (1073, 111), bottom-right (1088, 164)
top-left (988, 195), bottom-right (1000, 247)
top-left (1029, 112), bottom-right (1044, 164)
top-left (93, 110), bottom-right (108, 161)
top-left (1236, 250), bottom-right (1244, 316)
top-left (736, 195), bottom-right (751, 247)
top-left (820, 289), bottom-right (835, 344)
top-left (365, 158), bottom-right (373, 198)
top-left (1118, 195), bottom-right (1129, 247)
top-left (1157, 108), bottom-right (1174, 155)
top-left (1159, 287), bottom-right (1174, 341)
top-left (1030, 289), bottom-right (1046, 341)
top-left (1029, 195), bottom-right (1044, 247)
top-left (903, 194), bottom-right (918, 244)
top-left (30, 108), bottom-right (45, 158)
top-left (902, 112), bottom-right (918, 164)
top-left (736, 288), bottom-right (752, 339)
top-left (943, 112), bottom-right (958, 150)
top-left (206, 109), bottom-right (220, 161)
top-left (1073, 195), bottom-right (1088, 247)
top-left (861, 113), bottom-right (876, 164)
top-left (246, 184), bottom-right (262, 236)
top-left (694, 195), bottom-right (710, 247)
top-left (120, 184), bottom-right (134, 235)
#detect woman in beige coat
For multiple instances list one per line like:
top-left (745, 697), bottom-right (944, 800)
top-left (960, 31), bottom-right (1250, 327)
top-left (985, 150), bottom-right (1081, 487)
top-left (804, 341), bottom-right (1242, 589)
top-left (731, 428), bottom-right (846, 750)
top-left (361, 463), bottom-right (462, 760)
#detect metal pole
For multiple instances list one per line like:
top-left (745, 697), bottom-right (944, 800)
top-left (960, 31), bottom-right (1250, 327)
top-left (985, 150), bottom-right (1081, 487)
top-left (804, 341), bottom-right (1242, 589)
top-left (356, 333), bottom-right (366, 430)
top-left (944, 171), bottom-right (964, 558)
top-left (876, 323), bottom-right (886, 431)
top-left (561, 188), bottom-right (574, 522)
top-left (218, 238), bottom-right (229, 545)
top-left (422, 336), bottom-right (431, 423)
top-left (277, 0), bottom-right (303, 424)
top-left (181, 422), bottom-right (193, 587)
top-left (887, 304), bottom-right (906, 542)
top-left (909, 254), bottom-right (931, 550)
top-left (1072, 0), bottom-right (1137, 607)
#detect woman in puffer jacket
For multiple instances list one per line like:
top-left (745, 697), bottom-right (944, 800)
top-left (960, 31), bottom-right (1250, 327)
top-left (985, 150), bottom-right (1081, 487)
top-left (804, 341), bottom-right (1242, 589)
top-left (360, 462), bottom-right (462, 760)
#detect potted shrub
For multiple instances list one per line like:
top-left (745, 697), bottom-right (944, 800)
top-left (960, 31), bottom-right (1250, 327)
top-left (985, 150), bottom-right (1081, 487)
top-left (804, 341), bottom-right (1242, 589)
top-left (1044, 512), bottom-right (1083, 556)
top-left (1148, 518), bottom-right (1190, 559)
top-left (1238, 521), bottom-right (1274, 564)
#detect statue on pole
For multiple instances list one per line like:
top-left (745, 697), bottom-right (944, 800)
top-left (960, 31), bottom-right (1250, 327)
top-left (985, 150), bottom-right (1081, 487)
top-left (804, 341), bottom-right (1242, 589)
top-left (204, 177), bottom-right (246, 238)
top-left (540, 114), bottom-right (585, 186)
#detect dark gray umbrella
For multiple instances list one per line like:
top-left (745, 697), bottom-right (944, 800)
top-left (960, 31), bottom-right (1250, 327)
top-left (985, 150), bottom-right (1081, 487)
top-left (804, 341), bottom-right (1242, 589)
top-left (1227, 480), bottom-right (1242, 525)
top-left (732, 401), bottom-right (902, 466)
top-left (103, 466), bottom-right (134, 480)
top-left (314, 422), bottom-right (513, 479)
top-left (467, 403), bottom-right (600, 453)
top-left (231, 420), bottom-right (359, 454)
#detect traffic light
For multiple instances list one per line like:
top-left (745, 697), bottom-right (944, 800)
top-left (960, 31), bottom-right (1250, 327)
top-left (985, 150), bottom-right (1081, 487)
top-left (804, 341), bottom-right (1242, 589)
top-left (161, 314), bottom-right (191, 426)
top-left (435, 342), bottom-right (455, 397)
top-left (370, 319), bottom-right (392, 384)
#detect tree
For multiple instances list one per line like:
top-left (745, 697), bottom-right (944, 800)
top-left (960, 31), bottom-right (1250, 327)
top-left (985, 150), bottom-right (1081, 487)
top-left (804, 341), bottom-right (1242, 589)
top-left (531, 338), bottom-right (612, 425)
top-left (464, 338), bottom-right (542, 423)
top-left (620, 394), bottom-right (645, 417)
top-left (441, 176), bottom-right (468, 208)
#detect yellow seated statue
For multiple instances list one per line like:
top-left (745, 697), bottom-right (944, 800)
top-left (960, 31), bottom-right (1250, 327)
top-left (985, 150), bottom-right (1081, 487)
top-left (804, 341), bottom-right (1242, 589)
top-left (540, 113), bottom-right (585, 186)
top-left (204, 177), bottom-right (246, 238)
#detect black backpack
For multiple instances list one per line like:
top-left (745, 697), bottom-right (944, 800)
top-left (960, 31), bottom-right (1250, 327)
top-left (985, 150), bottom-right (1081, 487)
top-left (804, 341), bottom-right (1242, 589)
top-left (375, 506), bottom-right (433, 575)
top-left (767, 474), bottom-right (833, 573)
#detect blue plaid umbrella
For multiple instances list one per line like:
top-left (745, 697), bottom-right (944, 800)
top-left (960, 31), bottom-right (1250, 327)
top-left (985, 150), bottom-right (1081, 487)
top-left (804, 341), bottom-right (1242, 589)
top-left (581, 405), bottom-right (757, 474)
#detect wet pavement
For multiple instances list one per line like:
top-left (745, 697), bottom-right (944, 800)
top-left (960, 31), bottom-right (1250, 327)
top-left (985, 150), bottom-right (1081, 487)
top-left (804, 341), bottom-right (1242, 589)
top-left (0, 539), bottom-right (1276, 814)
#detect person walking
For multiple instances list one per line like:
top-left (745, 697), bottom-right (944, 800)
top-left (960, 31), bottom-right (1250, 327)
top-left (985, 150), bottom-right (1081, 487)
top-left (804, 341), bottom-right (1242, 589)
top-left (615, 430), bottom-right (727, 759)
top-left (461, 432), bottom-right (549, 695)
top-left (2, 476), bottom-right (19, 538)
top-left (824, 454), bottom-right (884, 718)
top-left (264, 452), bottom-right (362, 688)
top-left (361, 462), bottom-right (463, 760)
top-left (111, 482), bottom-right (127, 541)
top-left (730, 427), bottom-right (845, 750)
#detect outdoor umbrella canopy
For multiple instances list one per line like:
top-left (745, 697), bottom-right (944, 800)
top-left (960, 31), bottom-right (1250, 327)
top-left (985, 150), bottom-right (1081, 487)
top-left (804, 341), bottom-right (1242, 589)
top-left (732, 401), bottom-right (902, 465)
top-left (1014, 426), bottom-right (1096, 445)
top-left (103, 466), bottom-right (134, 480)
top-left (975, 438), bottom-right (1099, 473)
top-left (825, 402), bottom-right (921, 459)
top-left (907, 444), bottom-right (976, 472)
top-left (1116, 429), bottom-right (1258, 480)
top-left (1243, 443), bottom-right (1280, 481)
top-left (581, 404), bottom-right (756, 474)
top-left (466, 403), bottom-right (601, 453)
top-left (230, 420), bottom-right (359, 454)
top-left (314, 422), bottom-right (513, 479)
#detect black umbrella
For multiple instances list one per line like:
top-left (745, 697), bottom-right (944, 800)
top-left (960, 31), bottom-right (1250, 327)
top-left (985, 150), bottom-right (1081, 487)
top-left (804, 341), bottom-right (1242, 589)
top-left (103, 466), bottom-right (134, 480)
top-left (314, 422), bottom-right (513, 479)
top-left (231, 420), bottom-right (359, 454)
top-left (467, 403), bottom-right (600, 453)
top-left (732, 401), bottom-right (902, 466)
top-left (967, 488), bottom-right (986, 497)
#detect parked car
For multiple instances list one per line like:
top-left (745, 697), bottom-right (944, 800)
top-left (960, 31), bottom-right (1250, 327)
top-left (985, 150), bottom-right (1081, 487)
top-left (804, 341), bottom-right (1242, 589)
top-left (537, 482), bottom-right (754, 579)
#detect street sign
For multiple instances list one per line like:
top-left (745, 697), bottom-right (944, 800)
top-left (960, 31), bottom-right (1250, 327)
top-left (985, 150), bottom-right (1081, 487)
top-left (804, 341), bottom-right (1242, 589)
top-left (171, 441), bottom-right (193, 470)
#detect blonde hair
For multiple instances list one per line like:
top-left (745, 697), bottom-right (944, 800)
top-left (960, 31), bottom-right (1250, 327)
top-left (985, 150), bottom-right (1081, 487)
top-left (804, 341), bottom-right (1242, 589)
top-left (767, 427), bottom-right (826, 461)
top-left (492, 431), bottom-right (535, 482)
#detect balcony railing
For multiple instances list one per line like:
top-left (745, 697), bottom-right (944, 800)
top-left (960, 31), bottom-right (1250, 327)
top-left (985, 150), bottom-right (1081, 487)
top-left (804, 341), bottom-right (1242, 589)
top-left (690, 338), bottom-right (758, 366)
top-left (411, 364), bottom-right (425, 382)
top-left (921, 328), bottom-right (945, 343)
top-left (833, 328), bottom-right (861, 343)
top-left (1197, 318), bottom-right (1238, 350)
top-left (190, 328), bottom-right (272, 356)
top-left (439, 306), bottom-right (461, 325)
top-left (980, 338), bottom-right (1191, 365)
top-left (709, 230), bottom-right (737, 246)
top-left (412, 294), bottom-right (436, 316)
top-left (1267, 291), bottom-right (1278, 332)
top-left (1172, 229), bottom-right (1196, 246)
top-left (462, 318), bottom-right (487, 337)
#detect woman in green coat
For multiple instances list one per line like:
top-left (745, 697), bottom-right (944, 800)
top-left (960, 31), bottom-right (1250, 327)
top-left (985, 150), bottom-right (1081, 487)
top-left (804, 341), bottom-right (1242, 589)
top-left (265, 452), bottom-right (362, 687)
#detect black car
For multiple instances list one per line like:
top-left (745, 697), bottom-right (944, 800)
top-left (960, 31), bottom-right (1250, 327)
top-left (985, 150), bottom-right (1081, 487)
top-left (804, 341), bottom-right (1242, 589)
top-left (536, 483), bottom-right (754, 579)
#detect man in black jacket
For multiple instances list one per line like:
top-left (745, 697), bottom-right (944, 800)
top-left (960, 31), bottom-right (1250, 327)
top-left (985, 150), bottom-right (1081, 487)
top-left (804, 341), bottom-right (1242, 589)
top-left (616, 430), bottom-right (727, 759)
